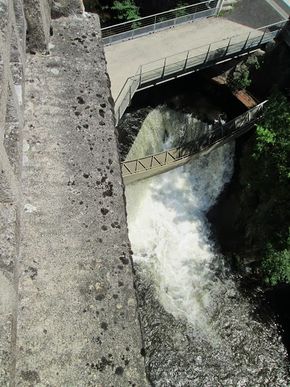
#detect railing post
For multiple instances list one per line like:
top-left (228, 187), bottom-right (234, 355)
top-left (139, 66), bottom-right (142, 86)
top-left (243, 32), bottom-right (251, 51)
top-left (118, 107), bottom-right (121, 124)
top-left (153, 14), bottom-right (157, 32)
top-left (216, 0), bottom-right (224, 16)
top-left (204, 43), bottom-right (211, 63)
top-left (161, 58), bottom-right (167, 79)
top-left (183, 51), bottom-right (189, 71)
top-left (225, 37), bottom-right (232, 55)
top-left (129, 84), bottom-right (132, 104)
top-left (259, 29), bottom-right (266, 45)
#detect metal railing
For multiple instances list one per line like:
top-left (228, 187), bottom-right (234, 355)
top-left (115, 20), bottom-right (285, 124)
top-left (101, 0), bottom-right (219, 45)
top-left (122, 101), bottom-right (266, 182)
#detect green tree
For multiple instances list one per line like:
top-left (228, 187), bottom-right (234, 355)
top-left (112, 0), bottom-right (140, 22)
top-left (262, 234), bottom-right (290, 286)
top-left (175, 1), bottom-right (189, 17)
top-left (228, 55), bottom-right (261, 91)
top-left (240, 92), bottom-right (290, 285)
top-left (254, 93), bottom-right (290, 181)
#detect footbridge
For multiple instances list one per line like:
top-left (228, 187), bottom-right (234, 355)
top-left (102, 2), bottom-right (286, 123)
top-left (121, 101), bottom-right (266, 184)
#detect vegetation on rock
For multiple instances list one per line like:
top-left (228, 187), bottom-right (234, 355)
top-left (239, 92), bottom-right (290, 285)
top-left (228, 55), bottom-right (261, 91)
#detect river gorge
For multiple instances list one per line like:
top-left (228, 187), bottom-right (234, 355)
top-left (120, 84), bottom-right (290, 385)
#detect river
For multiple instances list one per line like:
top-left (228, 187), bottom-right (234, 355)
top-left (124, 106), bottom-right (290, 386)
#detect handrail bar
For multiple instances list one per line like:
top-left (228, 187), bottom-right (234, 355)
top-left (101, 0), bottom-right (212, 32)
top-left (130, 20), bottom-right (286, 68)
top-left (113, 20), bottom-right (285, 123)
top-left (122, 101), bottom-right (266, 167)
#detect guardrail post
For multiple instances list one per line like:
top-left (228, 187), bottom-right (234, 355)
top-left (117, 107), bottom-right (121, 125)
top-left (139, 66), bottom-right (142, 86)
top-left (216, 0), bottom-right (224, 16)
top-left (153, 15), bottom-right (157, 32)
top-left (243, 32), bottom-right (251, 50)
top-left (259, 29), bottom-right (266, 45)
top-left (161, 58), bottom-right (167, 79)
top-left (183, 51), bottom-right (189, 71)
top-left (204, 43), bottom-right (211, 62)
top-left (225, 37), bottom-right (232, 55)
top-left (129, 85), bottom-right (132, 104)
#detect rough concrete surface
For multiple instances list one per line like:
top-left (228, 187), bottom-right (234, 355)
top-left (51, 0), bottom-right (84, 18)
top-left (0, 0), bottom-right (25, 384)
top-left (16, 13), bottom-right (148, 386)
top-left (23, 0), bottom-right (51, 51)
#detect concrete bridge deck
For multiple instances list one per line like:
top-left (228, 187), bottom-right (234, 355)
top-left (105, 17), bottom-right (263, 101)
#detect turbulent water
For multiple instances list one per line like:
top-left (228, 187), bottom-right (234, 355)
top-left (124, 106), bottom-right (290, 386)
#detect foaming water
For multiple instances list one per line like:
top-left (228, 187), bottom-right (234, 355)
top-left (124, 106), bottom-right (289, 385)
top-left (126, 106), bottom-right (209, 161)
top-left (126, 142), bottom-right (234, 331)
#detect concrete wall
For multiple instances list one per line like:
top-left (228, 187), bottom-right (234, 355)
top-left (0, 0), bottom-right (26, 383)
top-left (0, 1), bottom-right (148, 385)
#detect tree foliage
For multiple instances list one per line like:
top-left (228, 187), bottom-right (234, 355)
top-left (241, 92), bottom-right (290, 285)
top-left (112, 0), bottom-right (140, 22)
top-left (262, 233), bottom-right (290, 286)
top-left (228, 55), bottom-right (261, 91)
top-left (254, 93), bottom-right (290, 181)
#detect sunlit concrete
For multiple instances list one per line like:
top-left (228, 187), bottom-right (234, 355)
top-left (105, 18), bottom-right (261, 100)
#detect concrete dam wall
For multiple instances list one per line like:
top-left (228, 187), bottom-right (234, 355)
top-left (0, 1), bottom-right (147, 385)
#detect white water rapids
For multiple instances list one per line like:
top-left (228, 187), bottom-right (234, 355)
top-left (123, 106), bottom-right (289, 385)
top-left (126, 145), bottom-right (234, 331)
top-left (126, 106), bottom-right (233, 330)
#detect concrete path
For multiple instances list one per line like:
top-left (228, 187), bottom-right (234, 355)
top-left (16, 14), bottom-right (148, 386)
top-left (105, 18), bottom-right (262, 100)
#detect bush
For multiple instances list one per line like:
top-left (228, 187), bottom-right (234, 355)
top-left (228, 55), bottom-right (261, 91)
top-left (175, 1), bottom-right (189, 17)
top-left (243, 92), bottom-right (290, 285)
top-left (112, 0), bottom-right (140, 22)
top-left (229, 64), bottom-right (252, 91)
top-left (262, 236), bottom-right (290, 286)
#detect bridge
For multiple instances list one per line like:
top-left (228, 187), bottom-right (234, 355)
top-left (101, 2), bottom-right (287, 185)
top-left (121, 101), bottom-right (266, 184)
top-left (102, 3), bottom-right (286, 123)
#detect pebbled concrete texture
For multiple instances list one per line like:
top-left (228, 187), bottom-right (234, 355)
top-left (0, 0), bottom-right (25, 384)
top-left (51, 0), bottom-right (84, 18)
top-left (16, 13), bottom-right (148, 386)
top-left (23, 0), bottom-right (51, 51)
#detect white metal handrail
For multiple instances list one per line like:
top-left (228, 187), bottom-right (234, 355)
top-left (114, 20), bottom-right (286, 124)
top-left (122, 101), bottom-right (267, 179)
top-left (101, 0), bottom-right (219, 45)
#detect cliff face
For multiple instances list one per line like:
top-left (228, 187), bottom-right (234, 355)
top-left (208, 21), bottom-right (290, 263)
top-left (250, 20), bottom-right (290, 100)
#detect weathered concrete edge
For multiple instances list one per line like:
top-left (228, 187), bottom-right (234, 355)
top-left (15, 12), bottom-right (149, 386)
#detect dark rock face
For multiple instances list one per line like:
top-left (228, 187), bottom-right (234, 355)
top-left (135, 266), bottom-right (290, 387)
top-left (249, 22), bottom-right (290, 100)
